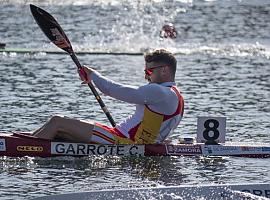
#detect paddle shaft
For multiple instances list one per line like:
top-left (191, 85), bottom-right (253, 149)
top-left (70, 52), bottom-right (116, 127)
top-left (29, 4), bottom-right (116, 127)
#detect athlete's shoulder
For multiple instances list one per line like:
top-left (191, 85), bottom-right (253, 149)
top-left (139, 83), bottom-right (176, 99)
top-left (138, 83), bottom-right (168, 92)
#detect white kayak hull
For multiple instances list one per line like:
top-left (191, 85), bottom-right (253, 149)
top-left (33, 183), bottom-right (270, 200)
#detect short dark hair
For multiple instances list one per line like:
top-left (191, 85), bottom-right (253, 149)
top-left (144, 49), bottom-right (177, 75)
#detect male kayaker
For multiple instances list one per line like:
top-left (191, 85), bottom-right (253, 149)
top-left (33, 49), bottom-right (184, 144)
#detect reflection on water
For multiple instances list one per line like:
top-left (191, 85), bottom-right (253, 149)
top-left (0, 156), bottom-right (266, 199)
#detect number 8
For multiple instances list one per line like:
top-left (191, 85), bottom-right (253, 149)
top-left (203, 119), bottom-right (220, 142)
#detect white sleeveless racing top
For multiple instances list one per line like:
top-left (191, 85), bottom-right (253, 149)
top-left (91, 71), bottom-right (184, 144)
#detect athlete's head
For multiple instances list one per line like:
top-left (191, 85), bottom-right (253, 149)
top-left (144, 49), bottom-right (177, 83)
top-left (160, 23), bottom-right (177, 39)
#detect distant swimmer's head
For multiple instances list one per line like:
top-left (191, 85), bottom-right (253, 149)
top-left (160, 23), bottom-right (177, 39)
top-left (0, 42), bottom-right (6, 49)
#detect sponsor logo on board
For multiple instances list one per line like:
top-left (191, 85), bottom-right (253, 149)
top-left (203, 145), bottom-right (242, 156)
top-left (0, 139), bottom-right (6, 151)
top-left (221, 188), bottom-right (270, 198)
top-left (16, 146), bottom-right (43, 152)
top-left (241, 189), bottom-right (270, 198)
top-left (51, 142), bottom-right (145, 156)
top-left (166, 145), bottom-right (202, 155)
top-left (241, 146), bottom-right (262, 152)
top-left (262, 147), bottom-right (270, 152)
top-left (211, 146), bottom-right (238, 151)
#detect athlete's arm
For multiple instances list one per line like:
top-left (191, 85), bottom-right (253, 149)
top-left (91, 71), bottom-right (169, 105)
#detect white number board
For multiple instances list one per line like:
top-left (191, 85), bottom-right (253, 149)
top-left (196, 116), bottom-right (226, 144)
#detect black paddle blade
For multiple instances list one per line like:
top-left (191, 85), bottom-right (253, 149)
top-left (30, 4), bottom-right (73, 53)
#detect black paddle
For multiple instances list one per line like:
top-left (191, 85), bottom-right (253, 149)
top-left (30, 4), bottom-right (116, 127)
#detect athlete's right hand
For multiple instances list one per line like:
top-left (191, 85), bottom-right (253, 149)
top-left (78, 65), bottom-right (94, 84)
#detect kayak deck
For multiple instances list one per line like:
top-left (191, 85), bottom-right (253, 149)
top-left (0, 133), bottom-right (270, 158)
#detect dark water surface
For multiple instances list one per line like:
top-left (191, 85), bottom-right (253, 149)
top-left (0, 0), bottom-right (270, 199)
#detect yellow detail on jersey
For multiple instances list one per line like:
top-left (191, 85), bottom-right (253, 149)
top-left (134, 106), bottom-right (164, 144)
top-left (113, 107), bottom-right (164, 144)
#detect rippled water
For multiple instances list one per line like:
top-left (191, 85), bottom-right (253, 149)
top-left (0, 0), bottom-right (270, 199)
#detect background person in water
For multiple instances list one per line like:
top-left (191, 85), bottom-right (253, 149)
top-left (160, 23), bottom-right (177, 39)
